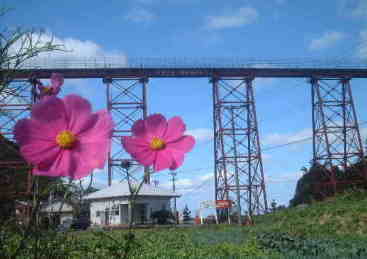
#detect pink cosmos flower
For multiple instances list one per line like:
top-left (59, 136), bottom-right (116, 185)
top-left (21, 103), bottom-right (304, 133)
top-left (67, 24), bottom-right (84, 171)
top-left (36, 73), bottom-right (64, 100)
top-left (122, 114), bottom-right (195, 172)
top-left (14, 94), bottom-right (114, 179)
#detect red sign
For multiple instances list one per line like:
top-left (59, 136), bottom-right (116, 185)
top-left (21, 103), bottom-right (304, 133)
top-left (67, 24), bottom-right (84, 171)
top-left (216, 200), bottom-right (232, 208)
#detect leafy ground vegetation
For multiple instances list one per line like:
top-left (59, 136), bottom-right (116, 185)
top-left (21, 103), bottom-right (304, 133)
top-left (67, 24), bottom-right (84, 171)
top-left (1, 187), bottom-right (367, 258)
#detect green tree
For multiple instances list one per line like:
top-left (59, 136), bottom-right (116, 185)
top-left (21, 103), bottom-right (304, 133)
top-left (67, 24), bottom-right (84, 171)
top-left (182, 204), bottom-right (191, 222)
top-left (270, 200), bottom-right (277, 212)
top-left (0, 7), bottom-right (64, 95)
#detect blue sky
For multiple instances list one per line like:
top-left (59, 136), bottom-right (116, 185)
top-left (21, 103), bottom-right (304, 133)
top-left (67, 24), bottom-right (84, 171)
top-left (2, 0), bottom-right (367, 216)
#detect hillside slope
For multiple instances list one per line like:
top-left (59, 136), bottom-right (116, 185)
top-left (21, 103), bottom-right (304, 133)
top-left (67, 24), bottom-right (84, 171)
top-left (253, 188), bottom-right (367, 238)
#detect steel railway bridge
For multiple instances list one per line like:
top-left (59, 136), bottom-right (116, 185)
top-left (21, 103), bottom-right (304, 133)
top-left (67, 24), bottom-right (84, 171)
top-left (1, 57), bottom-right (366, 220)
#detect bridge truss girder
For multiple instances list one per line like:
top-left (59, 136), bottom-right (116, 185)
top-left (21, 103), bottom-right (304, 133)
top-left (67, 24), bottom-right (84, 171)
top-left (212, 77), bottom-right (268, 219)
top-left (104, 77), bottom-right (150, 186)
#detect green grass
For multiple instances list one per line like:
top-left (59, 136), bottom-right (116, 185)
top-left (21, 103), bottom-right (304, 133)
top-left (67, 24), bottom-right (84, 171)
top-left (2, 188), bottom-right (367, 258)
top-left (251, 187), bottom-right (367, 239)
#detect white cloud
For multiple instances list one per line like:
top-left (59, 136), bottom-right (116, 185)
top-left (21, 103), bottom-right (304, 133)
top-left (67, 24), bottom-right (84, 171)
top-left (125, 8), bottom-right (156, 23)
top-left (186, 128), bottom-right (213, 142)
top-left (265, 171), bottom-right (303, 184)
top-left (198, 173), bottom-right (214, 181)
top-left (205, 7), bottom-right (258, 30)
top-left (357, 29), bottom-right (367, 58)
top-left (9, 33), bottom-right (127, 68)
top-left (309, 31), bottom-right (345, 51)
top-left (175, 178), bottom-right (195, 187)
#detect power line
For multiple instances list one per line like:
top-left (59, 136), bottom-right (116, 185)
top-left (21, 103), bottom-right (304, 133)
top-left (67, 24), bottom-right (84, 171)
top-left (261, 120), bottom-right (367, 152)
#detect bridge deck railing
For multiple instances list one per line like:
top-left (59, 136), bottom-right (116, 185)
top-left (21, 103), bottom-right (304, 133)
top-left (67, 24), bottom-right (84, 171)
top-left (7, 57), bottom-right (367, 70)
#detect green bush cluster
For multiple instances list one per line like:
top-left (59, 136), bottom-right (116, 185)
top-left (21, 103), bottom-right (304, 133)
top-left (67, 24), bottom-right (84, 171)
top-left (0, 226), bottom-right (275, 258)
top-left (256, 231), bottom-right (367, 258)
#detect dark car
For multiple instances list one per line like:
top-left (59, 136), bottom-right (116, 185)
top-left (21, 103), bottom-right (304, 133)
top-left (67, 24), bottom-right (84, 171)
top-left (70, 217), bottom-right (91, 230)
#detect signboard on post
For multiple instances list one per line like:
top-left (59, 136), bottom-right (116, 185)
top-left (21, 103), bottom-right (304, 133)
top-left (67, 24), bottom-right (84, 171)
top-left (216, 200), bottom-right (232, 208)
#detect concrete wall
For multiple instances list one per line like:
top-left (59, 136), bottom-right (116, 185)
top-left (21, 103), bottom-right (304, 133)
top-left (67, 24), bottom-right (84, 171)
top-left (89, 196), bottom-right (172, 226)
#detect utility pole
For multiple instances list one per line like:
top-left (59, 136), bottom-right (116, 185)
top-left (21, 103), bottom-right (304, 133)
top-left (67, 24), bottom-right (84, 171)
top-left (169, 171), bottom-right (177, 223)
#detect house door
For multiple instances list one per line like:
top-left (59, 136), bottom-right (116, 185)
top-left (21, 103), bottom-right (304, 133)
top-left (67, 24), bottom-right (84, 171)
top-left (120, 204), bottom-right (129, 224)
top-left (104, 208), bottom-right (110, 225)
top-left (133, 204), bottom-right (147, 224)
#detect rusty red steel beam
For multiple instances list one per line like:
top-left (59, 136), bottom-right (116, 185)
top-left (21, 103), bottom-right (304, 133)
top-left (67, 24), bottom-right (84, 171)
top-left (8, 68), bottom-right (367, 79)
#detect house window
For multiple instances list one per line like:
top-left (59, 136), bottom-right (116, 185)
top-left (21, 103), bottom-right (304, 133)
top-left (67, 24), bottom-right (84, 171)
top-left (96, 211), bottom-right (100, 217)
top-left (111, 205), bottom-right (119, 216)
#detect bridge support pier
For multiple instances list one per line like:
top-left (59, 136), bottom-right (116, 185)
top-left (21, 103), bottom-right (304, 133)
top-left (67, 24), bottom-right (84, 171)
top-left (212, 76), bottom-right (268, 222)
top-left (0, 78), bottom-right (36, 194)
top-left (310, 77), bottom-right (364, 195)
top-left (104, 77), bottom-right (150, 186)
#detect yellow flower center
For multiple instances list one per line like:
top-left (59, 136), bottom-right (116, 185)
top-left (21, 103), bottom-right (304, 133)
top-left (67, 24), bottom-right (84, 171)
top-left (150, 137), bottom-right (166, 150)
top-left (56, 130), bottom-right (77, 149)
top-left (42, 87), bottom-right (53, 95)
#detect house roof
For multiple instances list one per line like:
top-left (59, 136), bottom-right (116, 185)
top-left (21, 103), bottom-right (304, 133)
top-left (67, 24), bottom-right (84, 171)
top-left (84, 181), bottom-right (181, 200)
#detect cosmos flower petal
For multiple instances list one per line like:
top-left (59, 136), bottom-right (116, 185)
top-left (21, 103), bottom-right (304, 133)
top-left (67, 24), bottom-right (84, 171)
top-left (69, 150), bottom-right (97, 179)
top-left (145, 114), bottom-right (167, 138)
top-left (14, 118), bottom-right (58, 146)
top-left (63, 94), bottom-right (92, 133)
top-left (20, 142), bottom-right (60, 165)
top-left (31, 96), bottom-right (67, 127)
top-left (167, 135), bottom-right (195, 153)
top-left (32, 153), bottom-right (64, 177)
top-left (50, 73), bottom-right (64, 89)
top-left (77, 110), bottom-right (114, 140)
top-left (37, 150), bottom-right (89, 179)
top-left (169, 149), bottom-right (185, 171)
top-left (132, 149), bottom-right (156, 167)
top-left (164, 116), bottom-right (186, 142)
top-left (154, 150), bottom-right (173, 172)
top-left (122, 136), bottom-right (149, 155)
top-left (73, 141), bottom-right (110, 170)
top-left (131, 119), bottom-right (147, 138)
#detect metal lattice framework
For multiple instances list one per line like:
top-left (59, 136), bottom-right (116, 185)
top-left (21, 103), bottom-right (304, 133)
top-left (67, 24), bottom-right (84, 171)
top-left (103, 77), bottom-right (149, 186)
top-left (0, 78), bottom-right (36, 194)
top-left (0, 79), bottom-right (33, 140)
top-left (311, 77), bottom-right (364, 168)
top-left (212, 77), bottom-right (268, 219)
top-left (0, 79), bottom-right (34, 165)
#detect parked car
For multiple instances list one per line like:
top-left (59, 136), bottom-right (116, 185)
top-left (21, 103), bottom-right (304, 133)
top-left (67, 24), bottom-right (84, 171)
top-left (57, 218), bottom-right (73, 232)
top-left (70, 217), bottom-right (91, 230)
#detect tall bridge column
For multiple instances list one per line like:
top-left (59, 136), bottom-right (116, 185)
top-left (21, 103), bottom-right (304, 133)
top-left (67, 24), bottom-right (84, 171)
top-left (212, 76), bottom-right (268, 221)
top-left (0, 78), bottom-right (36, 194)
top-left (104, 77), bottom-right (149, 186)
top-left (310, 77), bottom-right (364, 191)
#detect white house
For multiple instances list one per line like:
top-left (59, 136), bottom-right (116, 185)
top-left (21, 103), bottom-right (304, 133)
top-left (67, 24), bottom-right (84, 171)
top-left (40, 201), bottom-right (74, 225)
top-left (84, 182), bottom-right (180, 226)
